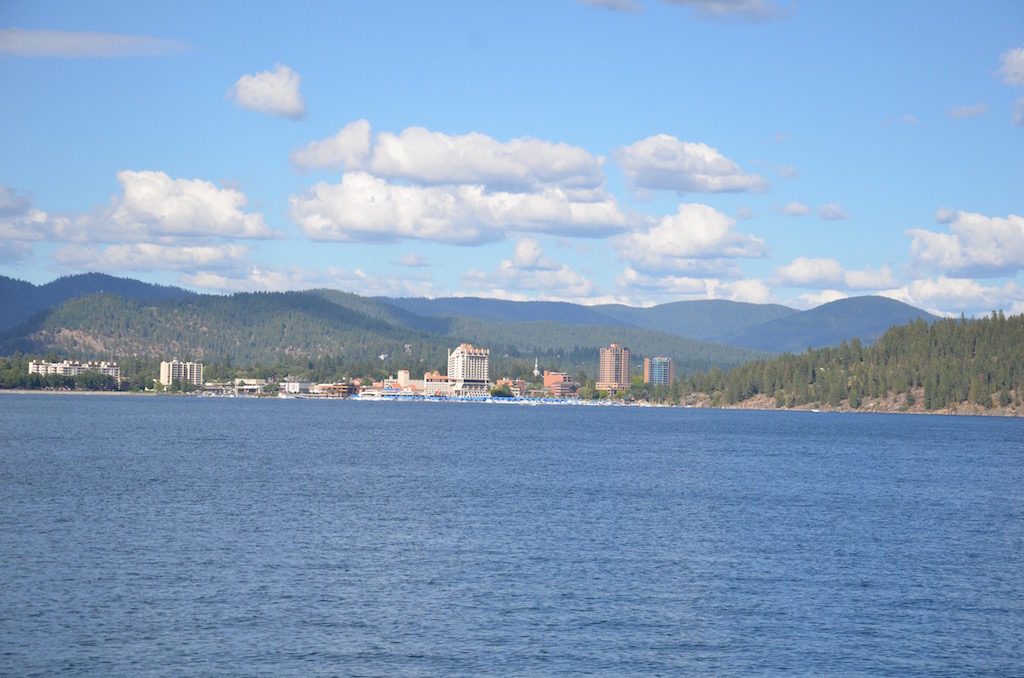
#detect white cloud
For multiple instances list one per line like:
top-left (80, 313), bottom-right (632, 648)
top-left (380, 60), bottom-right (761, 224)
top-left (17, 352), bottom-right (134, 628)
top-left (177, 264), bottom-right (440, 297)
top-left (462, 238), bottom-right (597, 301)
top-left (292, 121), bottom-right (607, 191)
top-left (395, 253), bottom-right (432, 268)
top-left (0, 185), bottom-right (50, 243)
top-left (577, 0), bottom-right (643, 12)
top-left (773, 257), bottom-right (897, 290)
top-left (289, 171), bottom-right (628, 245)
top-left (998, 47), bottom-right (1024, 86)
top-left (881, 277), bottom-right (1024, 317)
top-left (290, 120), bottom-right (372, 170)
top-left (0, 240), bottom-right (32, 263)
top-left (907, 210), bottom-right (1024, 277)
top-left (616, 267), bottom-right (773, 304)
top-left (227, 64), bottom-right (306, 120)
top-left (52, 243), bottom-right (250, 272)
top-left (0, 28), bottom-right (188, 58)
top-left (664, 0), bottom-right (795, 21)
top-left (616, 203), bottom-right (765, 273)
top-left (949, 103), bottom-right (988, 119)
top-left (781, 201), bottom-right (810, 216)
top-left (777, 165), bottom-right (799, 178)
top-left (615, 134), bottom-right (768, 193)
top-left (796, 289), bottom-right (849, 309)
top-left (818, 202), bottom-right (849, 220)
top-left (70, 170), bottom-right (273, 242)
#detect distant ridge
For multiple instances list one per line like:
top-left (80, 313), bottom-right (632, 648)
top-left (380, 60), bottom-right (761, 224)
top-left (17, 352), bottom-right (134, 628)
top-left (0, 274), bottom-right (942, 368)
top-left (727, 296), bottom-right (940, 352)
top-left (0, 273), bottom-right (191, 332)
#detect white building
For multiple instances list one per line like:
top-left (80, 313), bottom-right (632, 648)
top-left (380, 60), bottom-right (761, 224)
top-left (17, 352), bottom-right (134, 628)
top-left (447, 343), bottom-right (490, 396)
top-left (280, 378), bottom-right (312, 394)
top-left (159, 359), bottom-right (204, 387)
top-left (28, 359), bottom-right (120, 381)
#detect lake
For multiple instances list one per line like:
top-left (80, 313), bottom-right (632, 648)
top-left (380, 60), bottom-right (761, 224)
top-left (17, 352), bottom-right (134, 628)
top-left (1, 394), bottom-right (1021, 675)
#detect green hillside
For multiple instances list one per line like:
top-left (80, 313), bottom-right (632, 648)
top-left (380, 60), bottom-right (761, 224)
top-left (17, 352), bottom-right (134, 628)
top-left (685, 312), bottom-right (1023, 411)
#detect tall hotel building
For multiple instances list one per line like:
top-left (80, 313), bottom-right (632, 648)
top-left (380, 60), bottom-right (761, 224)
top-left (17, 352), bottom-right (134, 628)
top-left (447, 343), bottom-right (490, 396)
top-left (597, 343), bottom-right (630, 393)
top-left (159, 359), bottom-right (204, 387)
top-left (644, 356), bottom-right (674, 387)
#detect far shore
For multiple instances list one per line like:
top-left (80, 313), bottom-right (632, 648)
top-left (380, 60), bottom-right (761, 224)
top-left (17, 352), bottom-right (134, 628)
top-left (2, 388), bottom-right (1020, 417)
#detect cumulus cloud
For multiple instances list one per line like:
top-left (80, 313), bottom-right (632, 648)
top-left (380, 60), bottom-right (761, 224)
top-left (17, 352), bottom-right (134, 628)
top-left (0, 28), bottom-right (188, 58)
top-left (818, 202), bottom-right (849, 220)
top-left (616, 203), bottom-right (765, 273)
top-left (68, 170), bottom-right (273, 242)
top-left (177, 264), bottom-right (440, 297)
top-left (52, 243), bottom-right (250, 272)
top-left (577, 0), bottom-right (643, 12)
top-left (293, 121), bottom-right (606, 191)
top-left (781, 201), bottom-right (810, 216)
top-left (462, 238), bottom-right (597, 301)
top-left (907, 210), bottom-right (1024, 277)
top-left (227, 64), bottom-right (306, 119)
top-left (998, 47), bottom-right (1024, 86)
top-left (616, 267), bottom-right (772, 304)
top-left (289, 171), bottom-right (628, 245)
top-left (796, 289), bottom-right (849, 309)
top-left (395, 253), bottom-right (432, 268)
top-left (290, 120), bottom-right (372, 171)
top-left (615, 134), bottom-right (768, 193)
top-left (665, 0), bottom-right (795, 21)
top-left (0, 185), bottom-right (50, 243)
top-left (949, 103), bottom-right (988, 119)
top-left (881, 277), bottom-right (1024, 317)
top-left (773, 257), bottom-right (897, 290)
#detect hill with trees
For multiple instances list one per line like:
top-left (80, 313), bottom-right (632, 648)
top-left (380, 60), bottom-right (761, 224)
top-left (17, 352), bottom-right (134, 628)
top-left (679, 312), bottom-right (1023, 413)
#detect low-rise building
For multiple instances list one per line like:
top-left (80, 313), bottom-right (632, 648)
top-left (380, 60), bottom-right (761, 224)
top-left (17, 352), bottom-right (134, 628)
top-left (29, 359), bottom-right (120, 381)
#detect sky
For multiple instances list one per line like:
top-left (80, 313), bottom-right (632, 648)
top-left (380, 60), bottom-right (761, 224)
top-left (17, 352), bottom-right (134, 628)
top-left (1, 1), bottom-right (1023, 317)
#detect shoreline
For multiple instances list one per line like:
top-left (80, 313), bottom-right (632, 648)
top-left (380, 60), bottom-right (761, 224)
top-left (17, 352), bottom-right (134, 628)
top-left (2, 388), bottom-right (1019, 417)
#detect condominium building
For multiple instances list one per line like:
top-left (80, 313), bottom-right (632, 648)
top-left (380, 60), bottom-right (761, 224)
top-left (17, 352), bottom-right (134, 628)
top-left (28, 359), bottom-right (120, 381)
top-left (644, 356), bottom-right (674, 387)
top-left (596, 343), bottom-right (631, 393)
top-left (159, 359), bottom-right (204, 387)
top-left (447, 343), bottom-right (490, 396)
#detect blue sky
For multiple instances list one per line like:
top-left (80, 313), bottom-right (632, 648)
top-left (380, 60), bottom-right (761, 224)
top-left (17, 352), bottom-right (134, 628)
top-left (1, 1), bottom-right (1022, 316)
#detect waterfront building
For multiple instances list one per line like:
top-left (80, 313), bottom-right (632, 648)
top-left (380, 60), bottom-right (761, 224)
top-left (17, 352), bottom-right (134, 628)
top-left (447, 343), bottom-right (490, 396)
top-left (423, 370), bottom-right (453, 397)
top-left (644, 356), bottom-right (674, 387)
top-left (159, 359), bottom-right (203, 387)
top-left (494, 378), bottom-right (527, 397)
top-left (596, 343), bottom-right (631, 393)
top-left (28, 359), bottom-right (120, 381)
top-left (280, 378), bottom-right (312, 394)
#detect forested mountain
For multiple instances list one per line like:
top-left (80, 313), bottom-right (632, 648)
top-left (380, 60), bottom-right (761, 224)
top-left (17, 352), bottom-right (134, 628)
top-left (592, 299), bottom-right (798, 341)
top-left (0, 273), bottom-right (190, 331)
top-left (685, 312), bottom-right (1023, 411)
top-left (0, 273), bottom-right (947, 384)
top-left (0, 286), bottom-right (762, 379)
top-left (726, 296), bottom-right (939, 352)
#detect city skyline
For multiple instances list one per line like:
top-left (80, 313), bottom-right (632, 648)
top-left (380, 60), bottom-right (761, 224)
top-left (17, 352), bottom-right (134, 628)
top-left (1, 2), bottom-right (1022, 317)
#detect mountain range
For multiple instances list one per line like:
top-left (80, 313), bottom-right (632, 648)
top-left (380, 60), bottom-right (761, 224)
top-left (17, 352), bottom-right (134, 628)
top-left (0, 273), bottom-right (939, 375)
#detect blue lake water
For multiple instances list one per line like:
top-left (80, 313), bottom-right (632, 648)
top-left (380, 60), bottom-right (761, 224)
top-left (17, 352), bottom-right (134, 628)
top-left (1, 393), bottom-right (1022, 675)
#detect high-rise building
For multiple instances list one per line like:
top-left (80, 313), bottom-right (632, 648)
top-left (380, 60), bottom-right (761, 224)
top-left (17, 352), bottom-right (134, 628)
top-left (159, 359), bottom-right (204, 387)
top-left (644, 356), bottom-right (674, 387)
top-left (447, 343), bottom-right (489, 396)
top-left (596, 343), bottom-right (630, 393)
